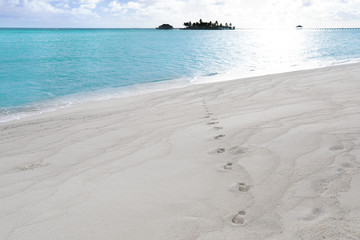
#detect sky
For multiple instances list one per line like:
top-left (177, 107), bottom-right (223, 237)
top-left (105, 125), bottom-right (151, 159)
top-left (0, 0), bottom-right (360, 28)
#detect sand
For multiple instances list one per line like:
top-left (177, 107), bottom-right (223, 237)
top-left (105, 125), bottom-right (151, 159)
top-left (1, 63), bottom-right (360, 240)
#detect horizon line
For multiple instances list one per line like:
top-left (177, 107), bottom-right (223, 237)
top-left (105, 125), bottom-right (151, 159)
top-left (1, 27), bottom-right (360, 30)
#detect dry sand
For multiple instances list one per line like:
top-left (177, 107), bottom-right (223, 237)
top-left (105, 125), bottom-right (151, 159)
top-left (1, 63), bottom-right (360, 240)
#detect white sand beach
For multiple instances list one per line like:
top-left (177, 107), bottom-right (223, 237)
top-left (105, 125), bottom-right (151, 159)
top-left (1, 63), bottom-right (360, 240)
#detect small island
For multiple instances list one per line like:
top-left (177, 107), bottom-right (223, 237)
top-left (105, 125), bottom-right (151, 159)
top-left (182, 19), bottom-right (235, 30)
top-left (156, 24), bottom-right (174, 30)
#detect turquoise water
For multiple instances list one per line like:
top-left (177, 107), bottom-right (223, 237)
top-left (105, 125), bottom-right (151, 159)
top-left (1, 28), bottom-right (360, 122)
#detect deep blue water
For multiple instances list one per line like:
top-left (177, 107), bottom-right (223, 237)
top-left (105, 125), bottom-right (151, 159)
top-left (1, 28), bottom-right (360, 122)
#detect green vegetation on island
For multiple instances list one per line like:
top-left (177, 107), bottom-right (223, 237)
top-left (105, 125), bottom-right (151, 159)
top-left (156, 24), bottom-right (174, 30)
top-left (182, 19), bottom-right (235, 30)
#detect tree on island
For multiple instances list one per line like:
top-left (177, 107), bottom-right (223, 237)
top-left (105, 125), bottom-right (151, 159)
top-left (182, 19), bottom-right (235, 30)
top-left (156, 24), bottom-right (173, 30)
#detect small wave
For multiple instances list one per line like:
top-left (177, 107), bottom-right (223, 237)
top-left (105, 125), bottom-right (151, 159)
top-left (0, 77), bottom-right (192, 123)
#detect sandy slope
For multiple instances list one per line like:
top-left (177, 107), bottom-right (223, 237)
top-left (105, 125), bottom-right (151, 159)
top-left (1, 63), bottom-right (360, 240)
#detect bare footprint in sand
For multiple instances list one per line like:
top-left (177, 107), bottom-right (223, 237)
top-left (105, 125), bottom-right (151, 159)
top-left (329, 145), bottom-right (344, 151)
top-left (16, 162), bottom-right (48, 172)
top-left (214, 126), bottom-right (223, 130)
top-left (217, 148), bottom-right (225, 153)
top-left (207, 121), bottom-right (219, 125)
top-left (300, 207), bottom-right (323, 221)
top-left (238, 183), bottom-right (250, 192)
top-left (341, 162), bottom-right (352, 168)
top-left (209, 148), bottom-right (225, 155)
top-left (214, 134), bottom-right (226, 140)
top-left (224, 162), bottom-right (233, 170)
top-left (229, 182), bottom-right (250, 192)
top-left (232, 211), bottom-right (246, 225)
top-left (229, 146), bottom-right (248, 155)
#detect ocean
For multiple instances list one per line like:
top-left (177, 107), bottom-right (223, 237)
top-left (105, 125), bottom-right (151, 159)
top-left (1, 28), bottom-right (360, 122)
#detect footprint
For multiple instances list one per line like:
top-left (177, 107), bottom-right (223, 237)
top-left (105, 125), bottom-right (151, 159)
top-left (214, 134), bottom-right (226, 140)
top-left (232, 211), bottom-right (246, 225)
top-left (16, 162), bottom-right (48, 172)
top-left (229, 146), bottom-right (248, 155)
top-left (207, 122), bottom-right (219, 125)
top-left (300, 207), bottom-right (323, 221)
top-left (208, 148), bottom-right (226, 155)
top-left (224, 162), bottom-right (233, 170)
top-left (217, 148), bottom-right (225, 153)
top-left (229, 182), bottom-right (250, 192)
top-left (238, 183), bottom-right (250, 192)
top-left (329, 145), bottom-right (344, 151)
top-left (341, 162), bottom-right (352, 168)
top-left (204, 116), bottom-right (210, 118)
top-left (214, 126), bottom-right (223, 130)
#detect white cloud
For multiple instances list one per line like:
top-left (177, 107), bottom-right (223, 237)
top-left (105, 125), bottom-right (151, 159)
top-left (302, 0), bottom-right (313, 7)
top-left (332, 9), bottom-right (360, 20)
top-left (7, 0), bottom-right (20, 6)
top-left (80, 0), bottom-right (102, 9)
top-left (23, 0), bottom-right (64, 13)
top-left (99, 0), bottom-right (360, 28)
top-left (1, 0), bottom-right (360, 28)
top-left (108, 1), bottom-right (142, 13)
top-left (56, 2), bottom-right (70, 8)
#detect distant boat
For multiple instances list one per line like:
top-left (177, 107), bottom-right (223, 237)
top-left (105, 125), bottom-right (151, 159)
top-left (156, 24), bottom-right (173, 30)
top-left (296, 25), bottom-right (303, 30)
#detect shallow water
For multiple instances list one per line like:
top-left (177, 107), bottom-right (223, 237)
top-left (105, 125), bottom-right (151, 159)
top-left (1, 28), bottom-right (360, 122)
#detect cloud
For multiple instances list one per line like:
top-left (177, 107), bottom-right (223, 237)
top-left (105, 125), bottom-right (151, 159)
top-left (26, 0), bottom-right (64, 13)
top-left (1, 0), bottom-right (360, 27)
top-left (80, 0), bottom-right (102, 9)
top-left (7, 0), bottom-right (20, 6)
top-left (332, 9), bottom-right (360, 20)
top-left (102, 0), bottom-right (360, 28)
top-left (302, 0), bottom-right (313, 7)
top-left (108, 1), bottom-right (142, 13)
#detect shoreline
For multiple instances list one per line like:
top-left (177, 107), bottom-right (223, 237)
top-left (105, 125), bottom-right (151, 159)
top-left (2, 60), bottom-right (360, 124)
top-left (1, 62), bottom-right (360, 239)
